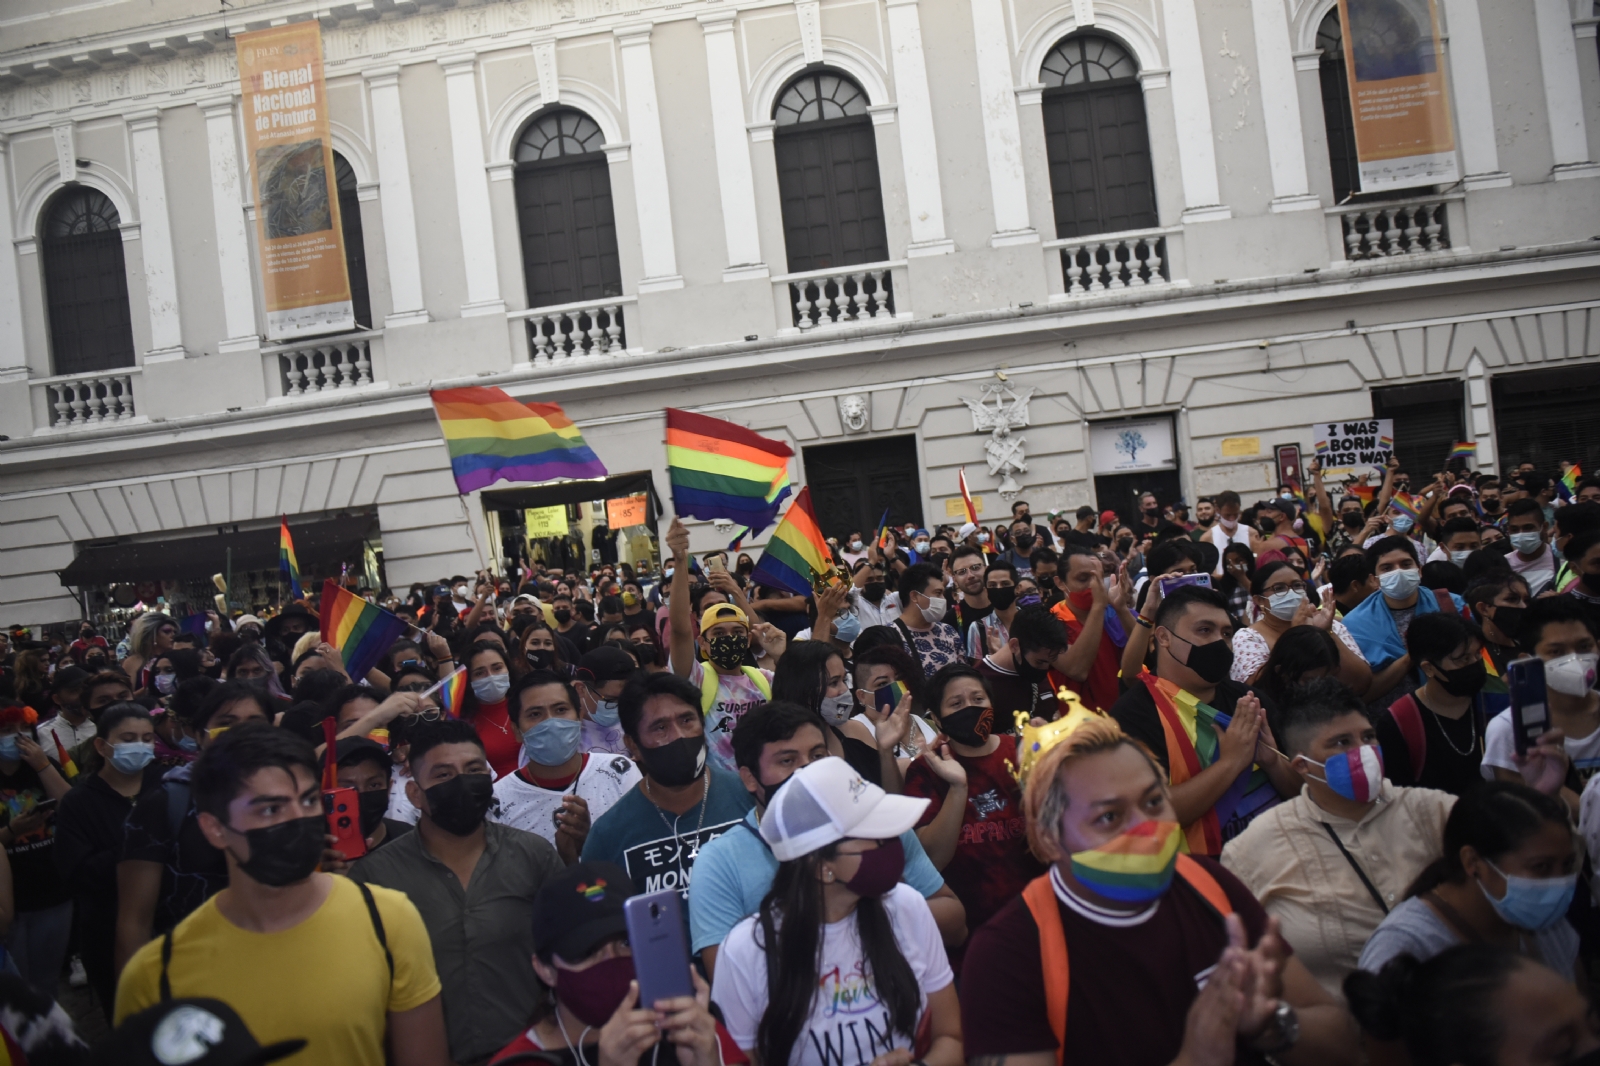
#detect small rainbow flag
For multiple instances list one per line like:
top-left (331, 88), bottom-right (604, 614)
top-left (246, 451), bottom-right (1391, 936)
top-left (1379, 432), bottom-right (1394, 451)
top-left (280, 515), bottom-right (302, 600)
top-left (1448, 442), bottom-right (1477, 461)
top-left (1559, 464), bottom-right (1582, 502)
top-left (875, 508), bottom-right (895, 552)
top-left (1346, 483), bottom-right (1376, 506)
top-left (51, 732), bottom-right (78, 780)
top-left (1481, 646), bottom-right (1507, 694)
top-left (431, 387), bottom-right (608, 495)
top-left (1390, 492), bottom-right (1421, 521)
top-left (318, 579), bottom-right (409, 684)
top-left (749, 487), bottom-right (831, 597)
top-left (435, 667), bottom-right (468, 719)
top-left (666, 409), bottom-right (793, 537)
top-left (957, 467), bottom-right (980, 527)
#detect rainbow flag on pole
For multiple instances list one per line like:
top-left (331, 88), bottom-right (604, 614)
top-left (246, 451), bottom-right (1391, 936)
top-left (1448, 442), bottom-right (1477, 461)
top-left (434, 667), bottom-right (468, 719)
top-left (51, 732), bottom-right (78, 780)
top-left (749, 488), bottom-right (831, 596)
top-left (1559, 463), bottom-right (1583, 502)
top-left (279, 516), bottom-right (302, 600)
top-left (665, 408), bottom-right (793, 537)
top-left (318, 579), bottom-right (408, 683)
top-left (1389, 492), bottom-right (1421, 522)
top-left (430, 387), bottom-right (608, 494)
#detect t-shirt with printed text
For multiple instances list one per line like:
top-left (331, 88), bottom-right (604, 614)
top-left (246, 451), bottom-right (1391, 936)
top-left (688, 661), bottom-right (773, 774)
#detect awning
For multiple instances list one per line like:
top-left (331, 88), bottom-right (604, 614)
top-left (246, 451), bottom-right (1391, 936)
top-left (58, 514), bottom-right (377, 588)
top-left (480, 470), bottom-right (663, 515)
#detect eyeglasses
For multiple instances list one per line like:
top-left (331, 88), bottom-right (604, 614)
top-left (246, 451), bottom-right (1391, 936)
top-left (1262, 582), bottom-right (1307, 596)
top-left (395, 682), bottom-right (433, 693)
top-left (398, 707), bottom-right (443, 721)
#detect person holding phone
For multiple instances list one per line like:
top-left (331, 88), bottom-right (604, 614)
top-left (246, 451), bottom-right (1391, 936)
top-left (0, 700), bottom-right (71, 999)
top-left (492, 860), bottom-right (737, 1066)
top-left (711, 757), bottom-right (964, 1066)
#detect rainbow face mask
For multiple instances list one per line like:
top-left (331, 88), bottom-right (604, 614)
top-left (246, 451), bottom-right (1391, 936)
top-left (1069, 820), bottom-right (1183, 903)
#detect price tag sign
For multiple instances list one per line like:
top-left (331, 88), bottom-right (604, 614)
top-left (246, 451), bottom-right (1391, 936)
top-left (606, 495), bottom-right (649, 529)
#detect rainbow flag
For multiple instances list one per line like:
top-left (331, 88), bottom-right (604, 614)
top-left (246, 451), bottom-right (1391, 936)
top-left (318, 579), bottom-right (408, 683)
top-left (430, 387), bottom-right (608, 494)
top-left (957, 467), bottom-right (980, 527)
top-left (51, 732), bottom-right (78, 780)
top-left (877, 680), bottom-right (910, 710)
top-left (1379, 432), bottom-right (1394, 451)
top-left (749, 487), bottom-right (831, 596)
top-left (436, 667), bottom-right (468, 719)
top-left (1448, 442), bottom-right (1477, 461)
top-left (1389, 492), bottom-right (1421, 522)
top-left (665, 408), bottom-right (793, 536)
top-left (1481, 646), bottom-right (1507, 694)
top-left (1559, 463), bottom-right (1582, 502)
top-left (874, 507), bottom-right (894, 552)
top-left (280, 515), bottom-right (302, 600)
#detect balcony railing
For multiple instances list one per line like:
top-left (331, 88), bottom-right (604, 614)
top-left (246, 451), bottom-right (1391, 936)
top-left (36, 368), bottom-right (140, 428)
top-left (510, 297), bottom-right (633, 365)
top-left (1331, 196), bottom-right (1456, 261)
top-left (1045, 227), bottom-right (1174, 296)
top-left (267, 331), bottom-right (380, 397)
top-left (774, 262), bottom-right (903, 331)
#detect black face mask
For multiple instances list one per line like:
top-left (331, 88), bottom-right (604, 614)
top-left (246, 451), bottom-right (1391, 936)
top-left (1487, 605), bottom-right (1526, 642)
top-left (1258, 516), bottom-right (1278, 534)
top-left (1480, 499), bottom-right (1501, 514)
top-left (1015, 652), bottom-right (1050, 684)
top-left (85, 655), bottom-right (108, 669)
top-left (940, 705), bottom-right (994, 747)
top-left (1342, 512), bottom-right (1365, 530)
top-left (526, 648), bottom-right (555, 670)
top-left (1429, 659), bottom-right (1487, 698)
top-left (636, 733), bottom-right (707, 788)
top-left (862, 580), bottom-right (887, 604)
top-left (357, 789), bottom-right (390, 837)
top-left (554, 609), bottom-right (572, 624)
top-left (226, 815), bottom-right (326, 887)
top-left (1013, 534), bottom-right (1034, 551)
top-left (423, 773), bottom-right (494, 836)
top-left (1116, 537), bottom-right (1135, 553)
top-left (987, 586), bottom-right (1016, 610)
top-left (1169, 632), bottom-right (1234, 684)
top-left (706, 634), bottom-right (748, 672)
top-left (631, 641), bottom-right (660, 667)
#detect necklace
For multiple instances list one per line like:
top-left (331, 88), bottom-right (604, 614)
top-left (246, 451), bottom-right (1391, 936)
top-left (644, 771), bottom-right (710, 853)
top-left (1423, 696), bottom-right (1478, 756)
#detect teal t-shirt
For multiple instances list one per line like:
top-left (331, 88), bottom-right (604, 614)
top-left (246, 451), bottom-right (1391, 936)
top-left (581, 765), bottom-right (754, 900)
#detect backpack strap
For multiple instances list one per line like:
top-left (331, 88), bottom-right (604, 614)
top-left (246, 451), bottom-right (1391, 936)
top-left (355, 880), bottom-right (395, 985)
top-left (1021, 875), bottom-right (1068, 1066)
top-left (1388, 694), bottom-right (1428, 783)
top-left (696, 665), bottom-right (719, 714)
top-left (1432, 589), bottom-right (1458, 617)
top-left (1174, 856), bottom-right (1235, 921)
top-left (159, 929), bottom-right (174, 1003)
top-left (164, 780), bottom-right (190, 844)
top-left (743, 667), bottom-right (772, 701)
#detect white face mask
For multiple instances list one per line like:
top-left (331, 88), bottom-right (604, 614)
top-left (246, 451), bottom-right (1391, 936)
top-left (1266, 589), bottom-right (1307, 621)
top-left (1510, 531), bottom-right (1544, 556)
top-left (819, 691), bottom-right (856, 726)
top-left (977, 533), bottom-right (991, 545)
top-left (471, 673), bottom-right (511, 703)
top-left (850, 540), bottom-right (864, 552)
top-left (1219, 517), bottom-right (1238, 531)
top-left (1449, 550), bottom-right (1474, 565)
top-left (919, 594), bottom-right (948, 624)
top-left (1545, 652), bottom-right (1598, 697)
top-left (455, 585), bottom-right (470, 599)
top-left (913, 540), bottom-right (930, 554)
top-left (1379, 567), bottom-right (1421, 601)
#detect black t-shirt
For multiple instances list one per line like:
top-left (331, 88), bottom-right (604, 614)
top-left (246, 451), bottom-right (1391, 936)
top-left (1060, 530), bottom-right (1109, 551)
top-left (1135, 516), bottom-right (1184, 541)
top-left (0, 761), bottom-right (66, 912)
top-left (953, 598), bottom-right (993, 635)
top-left (977, 656), bottom-right (1059, 722)
top-left (121, 766), bottom-right (229, 932)
top-left (1374, 693), bottom-right (1484, 797)
top-left (54, 768), bottom-right (162, 927)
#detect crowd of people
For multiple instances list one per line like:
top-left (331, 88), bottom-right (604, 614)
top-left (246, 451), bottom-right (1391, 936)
top-left (1, 452), bottom-right (1600, 1065)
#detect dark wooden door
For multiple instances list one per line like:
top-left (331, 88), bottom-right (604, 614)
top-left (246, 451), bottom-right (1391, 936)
top-left (41, 189), bottom-right (136, 375)
top-left (774, 118), bottom-right (889, 273)
top-left (515, 156), bottom-right (622, 309)
top-left (1042, 82), bottom-right (1158, 238)
top-left (802, 435), bottom-right (923, 542)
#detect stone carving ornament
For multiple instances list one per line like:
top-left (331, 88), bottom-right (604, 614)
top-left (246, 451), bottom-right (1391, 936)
top-left (963, 382), bottom-right (1036, 497)
top-left (837, 393), bottom-right (868, 433)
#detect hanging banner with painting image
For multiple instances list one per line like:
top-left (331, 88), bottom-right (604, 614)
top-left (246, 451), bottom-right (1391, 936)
top-left (235, 23), bottom-right (354, 340)
top-left (1335, 0), bottom-right (1459, 191)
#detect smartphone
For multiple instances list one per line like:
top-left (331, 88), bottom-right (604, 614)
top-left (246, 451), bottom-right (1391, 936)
top-left (324, 787), bottom-right (367, 860)
top-left (1159, 573), bottom-right (1212, 595)
top-left (1507, 656), bottom-right (1551, 757)
top-left (707, 555), bottom-right (727, 574)
top-left (622, 890), bottom-right (695, 1008)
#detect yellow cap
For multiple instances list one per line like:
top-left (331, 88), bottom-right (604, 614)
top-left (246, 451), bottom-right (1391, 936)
top-left (699, 602), bottom-right (750, 632)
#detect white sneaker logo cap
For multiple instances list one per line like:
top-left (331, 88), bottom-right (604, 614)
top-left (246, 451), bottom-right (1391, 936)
top-left (758, 756), bottom-right (929, 862)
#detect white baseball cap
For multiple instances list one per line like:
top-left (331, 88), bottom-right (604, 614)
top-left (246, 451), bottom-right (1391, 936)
top-left (759, 757), bottom-right (929, 861)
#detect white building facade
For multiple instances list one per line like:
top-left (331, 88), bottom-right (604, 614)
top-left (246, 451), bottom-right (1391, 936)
top-left (1, 0), bottom-right (1598, 624)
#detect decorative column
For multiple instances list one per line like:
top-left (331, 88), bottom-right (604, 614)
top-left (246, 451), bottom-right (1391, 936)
top-left (885, 0), bottom-right (954, 256)
top-left (1249, 0), bottom-right (1319, 210)
top-left (126, 110), bottom-right (185, 359)
top-left (1158, 0), bottom-right (1230, 221)
top-left (699, 11), bottom-right (768, 280)
top-left (1466, 354), bottom-right (1497, 474)
top-left (615, 25), bottom-right (683, 291)
top-left (0, 135), bottom-right (26, 367)
top-left (366, 67), bottom-right (429, 326)
top-left (199, 97), bottom-right (259, 350)
top-left (969, 0), bottom-right (1037, 243)
top-left (438, 53), bottom-right (505, 315)
top-left (1532, 0), bottom-right (1599, 178)
top-left (1439, 0), bottom-right (1510, 188)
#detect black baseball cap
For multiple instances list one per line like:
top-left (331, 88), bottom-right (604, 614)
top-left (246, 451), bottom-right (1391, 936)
top-left (91, 998), bottom-right (305, 1066)
top-left (575, 646), bottom-right (637, 686)
top-left (531, 861), bottom-right (634, 962)
top-left (334, 736), bottom-right (391, 772)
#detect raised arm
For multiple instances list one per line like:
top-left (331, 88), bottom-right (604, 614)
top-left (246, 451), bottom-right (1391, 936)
top-left (667, 518), bottom-right (695, 677)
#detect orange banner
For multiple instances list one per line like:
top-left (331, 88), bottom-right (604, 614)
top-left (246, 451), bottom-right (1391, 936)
top-left (1336, 0), bottom-right (1458, 191)
top-left (606, 494), bottom-right (649, 529)
top-left (235, 23), bottom-right (354, 340)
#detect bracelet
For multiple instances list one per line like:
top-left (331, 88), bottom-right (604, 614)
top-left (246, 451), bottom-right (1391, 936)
top-left (1135, 615), bottom-right (1153, 629)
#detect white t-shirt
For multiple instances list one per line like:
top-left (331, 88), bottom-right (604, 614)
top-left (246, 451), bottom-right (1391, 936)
top-left (386, 769), bottom-right (419, 825)
top-left (491, 753), bottom-right (641, 845)
top-left (847, 712), bottom-right (938, 760)
top-left (1508, 544), bottom-right (1558, 595)
top-left (712, 883), bottom-right (953, 1066)
top-left (1483, 708), bottom-right (1600, 787)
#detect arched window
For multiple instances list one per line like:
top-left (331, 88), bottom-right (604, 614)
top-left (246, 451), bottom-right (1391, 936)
top-left (513, 107), bottom-right (622, 309)
top-left (1317, 9), bottom-right (1361, 203)
top-left (40, 187), bottom-right (136, 375)
top-left (332, 153), bottom-right (373, 330)
top-left (772, 70), bottom-right (889, 273)
top-left (1039, 33), bottom-right (1158, 238)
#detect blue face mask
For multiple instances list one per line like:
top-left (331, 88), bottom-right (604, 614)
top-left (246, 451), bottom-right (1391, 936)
top-left (110, 741), bottom-right (156, 775)
top-left (0, 735), bottom-right (18, 761)
top-left (1480, 860), bottom-right (1578, 930)
top-left (591, 698), bottom-right (620, 728)
top-left (522, 716), bottom-right (583, 767)
top-left (834, 611), bottom-right (862, 644)
top-left (1391, 515), bottom-right (1415, 534)
top-left (177, 735), bottom-right (200, 753)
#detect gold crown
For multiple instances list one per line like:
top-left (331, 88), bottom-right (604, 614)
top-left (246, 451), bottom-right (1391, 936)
top-left (1008, 686), bottom-right (1103, 787)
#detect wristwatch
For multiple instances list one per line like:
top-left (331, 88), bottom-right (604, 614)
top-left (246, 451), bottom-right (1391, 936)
top-left (1251, 1002), bottom-right (1300, 1056)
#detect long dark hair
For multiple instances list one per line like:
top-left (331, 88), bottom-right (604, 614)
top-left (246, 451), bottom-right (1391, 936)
top-left (755, 846), bottom-right (920, 1066)
top-left (1253, 626), bottom-right (1340, 706)
top-left (771, 640), bottom-right (844, 718)
top-left (1343, 945), bottom-right (1524, 1066)
top-left (460, 641), bottom-right (512, 719)
top-left (1406, 781), bottom-right (1570, 898)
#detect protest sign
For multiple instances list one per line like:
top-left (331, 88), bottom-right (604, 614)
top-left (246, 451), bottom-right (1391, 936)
top-left (1313, 419), bottom-right (1394, 470)
top-left (525, 505), bottom-right (569, 537)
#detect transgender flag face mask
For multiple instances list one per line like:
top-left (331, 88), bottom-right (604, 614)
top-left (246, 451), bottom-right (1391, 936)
top-left (1302, 744), bottom-right (1384, 803)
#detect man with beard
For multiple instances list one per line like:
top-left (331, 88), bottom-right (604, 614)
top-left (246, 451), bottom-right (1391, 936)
top-left (949, 545), bottom-right (993, 640)
top-left (1136, 492), bottom-right (1184, 541)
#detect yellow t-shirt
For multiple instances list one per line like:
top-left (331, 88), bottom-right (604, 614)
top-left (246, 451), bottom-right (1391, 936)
top-left (115, 875), bottom-right (441, 1066)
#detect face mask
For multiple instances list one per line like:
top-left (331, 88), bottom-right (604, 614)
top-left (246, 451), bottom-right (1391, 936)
top-left (154, 673), bottom-right (177, 695)
top-left (456, 585), bottom-right (470, 599)
top-left (1013, 534), bottom-right (1034, 551)
top-left (1301, 744), bottom-right (1384, 804)
top-left (554, 609), bottom-right (572, 624)
top-left (357, 789), bottom-right (389, 837)
top-left (1017, 591), bottom-right (1042, 607)
top-left (423, 773), bottom-right (494, 836)
top-left (706, 633), bottom-right (748, 671)
top-left (1429, 659), bottom-right (1487, 697)
top-left (1481, 499), bottom-right (1501, 513)
top-left (940, 704), bottom-right (994, 746)
top-left (621, 592), bottom-right (639, 608)
top-left (912, 541), bottom-right (929, 555)
top-left (591, 698), bottom-right (620, 728)
top-left (85, 655), bottom-right (108, 669)
top-left (1070, 820), bottom-right (1182, 903)
top-left (1168, 632), bottom-right (1234, 684)
top-left (556, 954), bottom-right (637, 1028)
top-left (1449, 550), bottom-right (1474, 565)
top-left (226, 815), bottom-right (326, 887)
top-left (523, 716), bottom-right (583, 766)
top-left (862, 580), bottom-right (887, 604)
top-left (663, 567), bottom-right (675, 580)
top-left (987, 586), bottom-right (1016, 610)
top-left (1545, 652), bottom-right (1599, 697)
top-left (849, 539), bottom-right (864, 552)
top-left (632, 641), bottom-right (659, 667)
top-left (1479, 861), bottom-right (1579, 931)
top-left (1266, 589), bottom-right (1307, 621)
top-left (1378, 567), bottom-right (1421, 600)
top-left (636, 733), bottom-right (706, 788)
top-left (1510, 531), bottom-right (1543, 555)
top-left (918, 595), bottom-right (947, 624)
top-left (109, 741), bottom-right (156, 775)
top-left (819, 691), bottom-right (856, 726)
top-left (526, 649), bottom-right (555, 671)
top-left (177, 734), bottom-right (200, 753)
top-left (0, 735), bottom-right (19, 761)
top-left (1342, 512), bottom-right (1365, 530)
top-left (843, 835), bottom-right (905, 898)
top-left (834, 612), bottom-right (862, 644)
top-left (978, 533), bottom-right (991, 545)
top-left (1484, 605), bottom-right (1525, 642)
top-left (1258, 516), bottom-right (1278, 534)
top-left (1389, 515), bottom-right (1415, 535)
top-left (471, 673), bottom-right (511, 704)
top-left (1219, 517), bottom-right (1238, 532)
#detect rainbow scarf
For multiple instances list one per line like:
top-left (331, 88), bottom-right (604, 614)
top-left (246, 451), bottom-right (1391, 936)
top-left (1070, 820), bottom-right (1183, 903)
